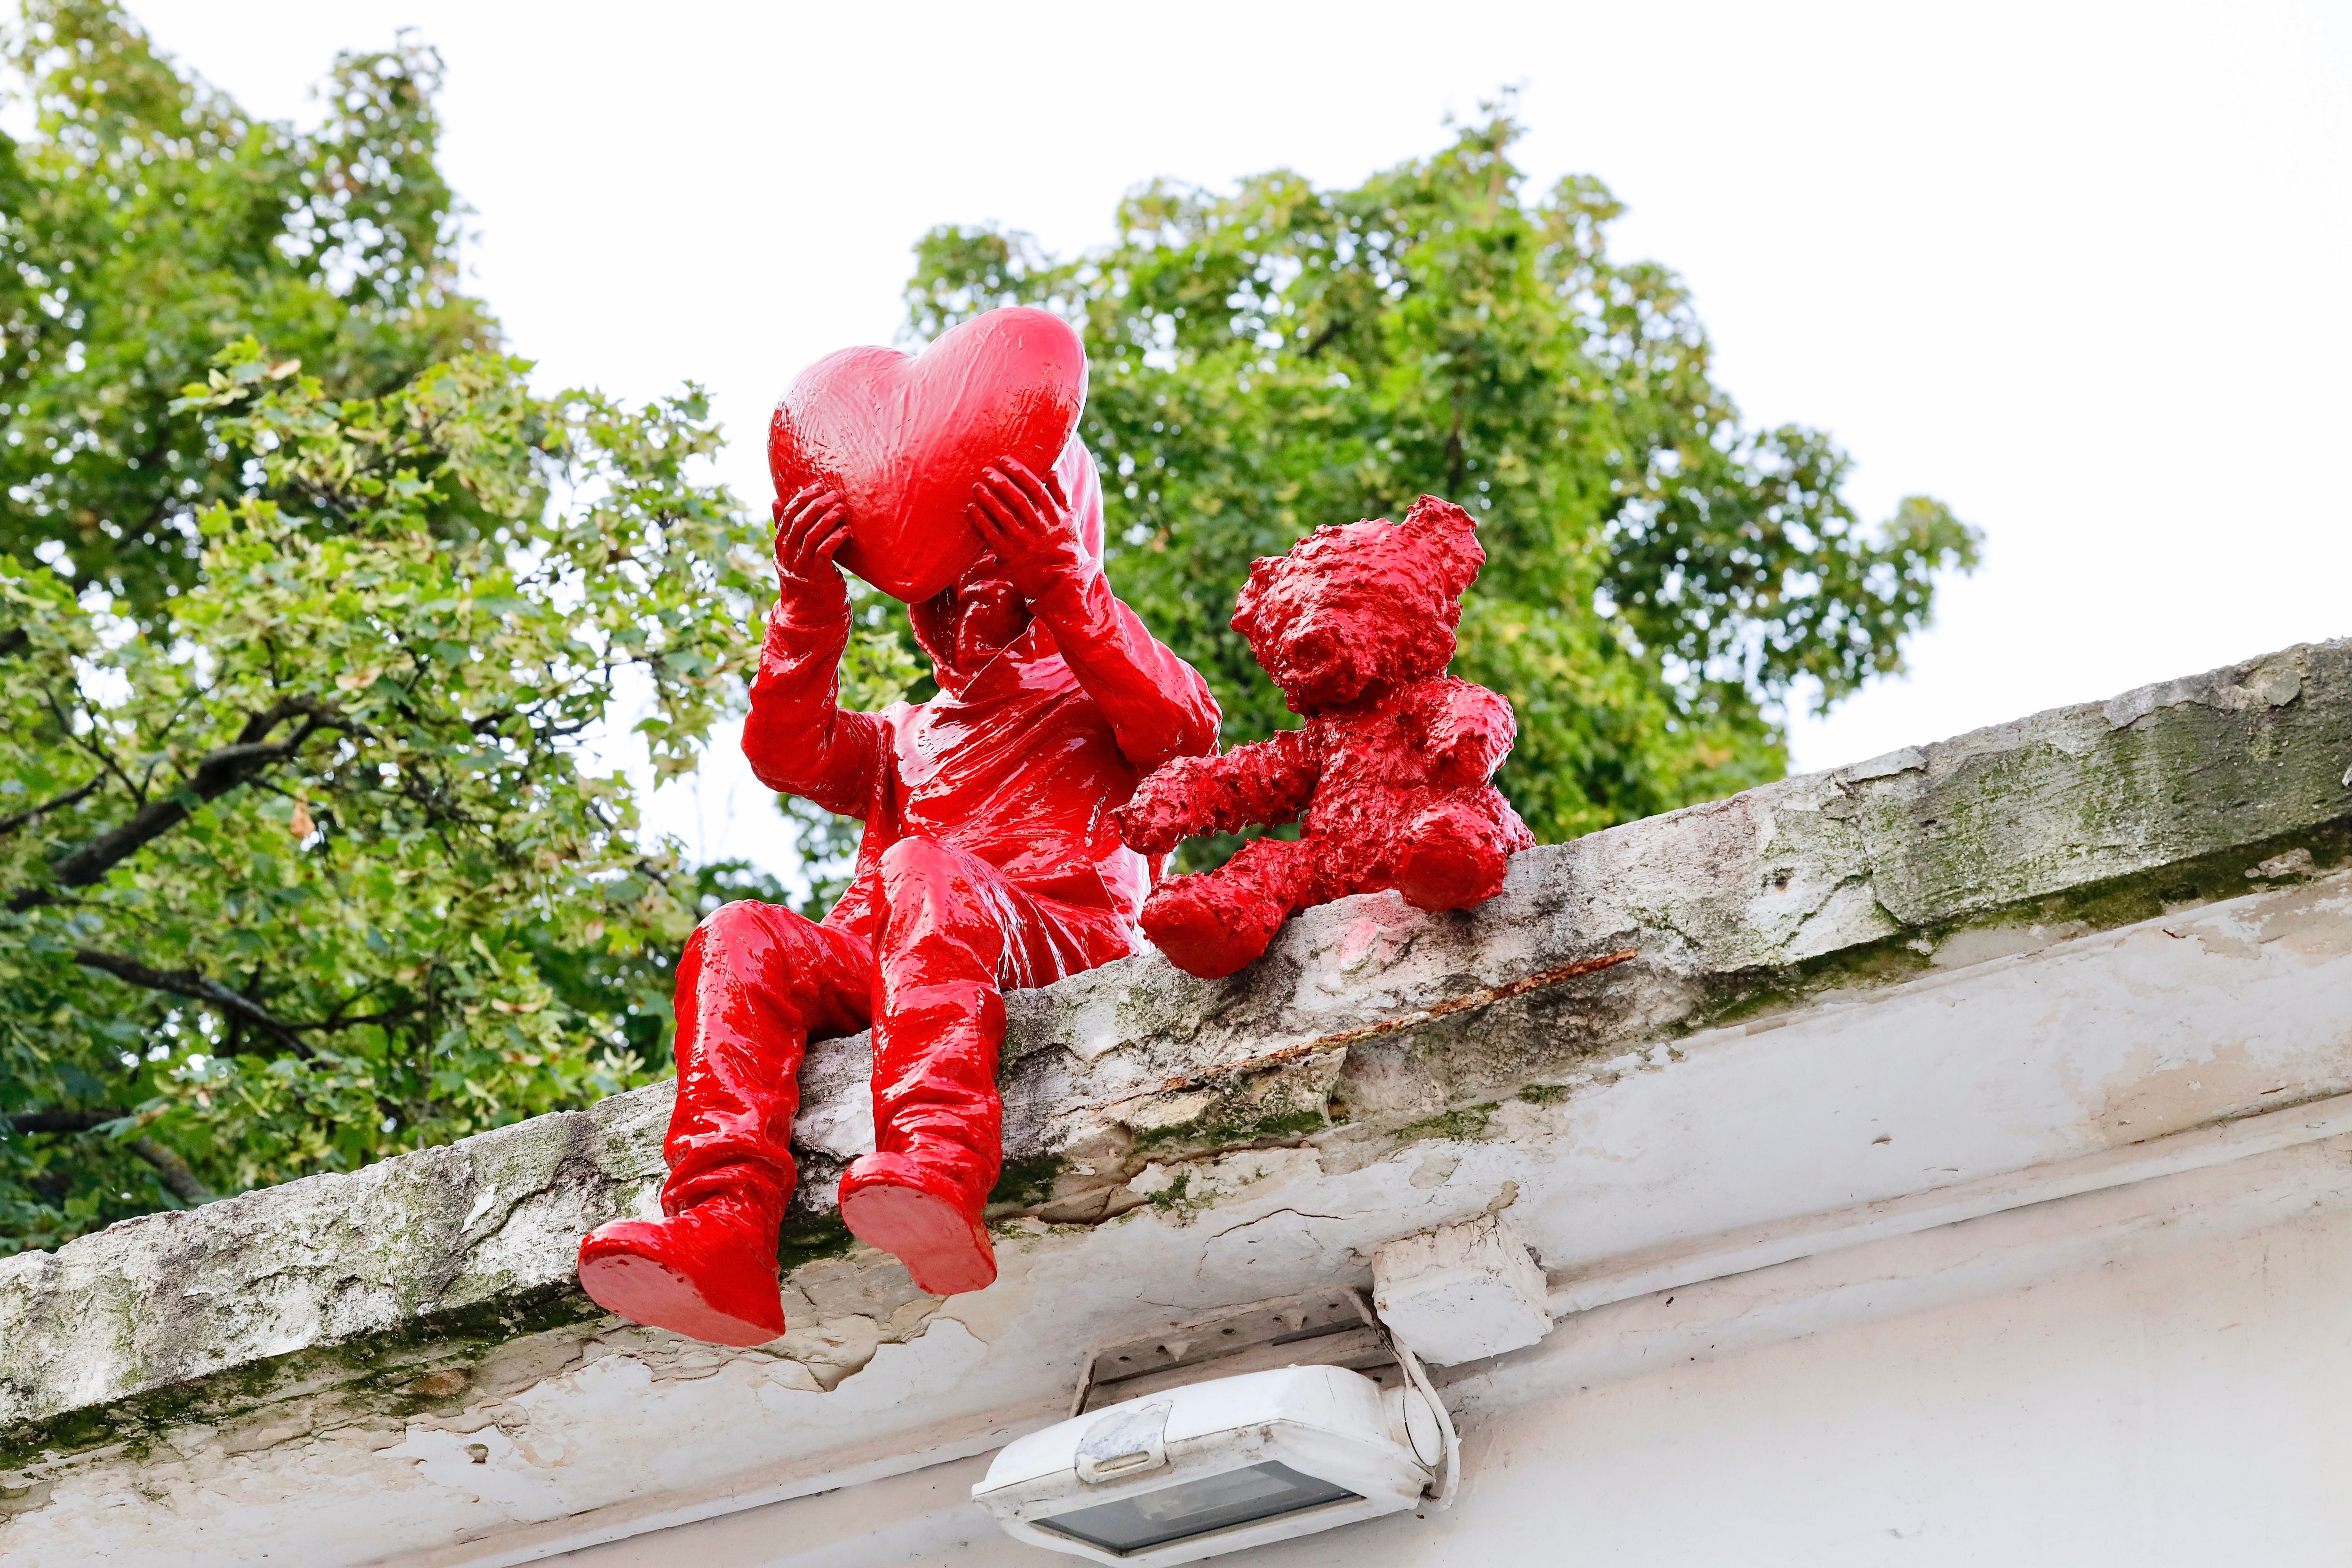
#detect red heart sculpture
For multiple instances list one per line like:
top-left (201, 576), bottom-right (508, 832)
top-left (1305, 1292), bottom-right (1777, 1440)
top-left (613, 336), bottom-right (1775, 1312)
top-left (767, 307), bottom-right (1089, 603)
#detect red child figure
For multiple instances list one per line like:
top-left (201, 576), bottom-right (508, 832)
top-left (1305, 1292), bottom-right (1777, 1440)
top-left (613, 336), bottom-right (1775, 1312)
top-left (577, 443), bottom-right (1219, 1345)
top-left (1111, 495), bottom-right (1534, 981)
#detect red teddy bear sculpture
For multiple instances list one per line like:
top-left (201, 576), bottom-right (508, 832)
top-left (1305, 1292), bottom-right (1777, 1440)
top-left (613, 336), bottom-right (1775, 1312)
top-left (1111, 495), bottom-right (1534, 979)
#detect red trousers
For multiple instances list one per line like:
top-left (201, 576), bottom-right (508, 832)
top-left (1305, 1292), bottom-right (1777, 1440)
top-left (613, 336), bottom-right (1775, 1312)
top-left (661, 836), bottom-right (1128, 1220)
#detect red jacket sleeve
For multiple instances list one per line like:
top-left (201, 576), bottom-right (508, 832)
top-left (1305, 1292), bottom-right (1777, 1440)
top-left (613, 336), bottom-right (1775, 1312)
top-left (1028, 570), bottom-right (1221, 774)
top-left (740, 587), bottom-right (887, 819)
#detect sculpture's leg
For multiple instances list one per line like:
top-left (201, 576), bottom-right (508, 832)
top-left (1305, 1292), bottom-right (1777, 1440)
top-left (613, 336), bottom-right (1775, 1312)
top-left (1139, 836), bottom-right (1317, 980)
top-left (838, 837), bottom-right (1065, 1296)
top-left (1395, 791), bottom-right (1533, 913)
top-left (578, 900), bottom-right (870, 1345)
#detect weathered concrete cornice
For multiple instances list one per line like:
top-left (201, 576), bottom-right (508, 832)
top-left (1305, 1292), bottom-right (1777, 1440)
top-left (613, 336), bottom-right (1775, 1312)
top-left (3, 639), bottom-right (2349, 1562)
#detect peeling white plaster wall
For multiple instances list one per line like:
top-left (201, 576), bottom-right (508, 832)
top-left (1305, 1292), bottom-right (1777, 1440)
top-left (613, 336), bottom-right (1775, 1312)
top-left (564, 1190), bottom-right (2352, 1568)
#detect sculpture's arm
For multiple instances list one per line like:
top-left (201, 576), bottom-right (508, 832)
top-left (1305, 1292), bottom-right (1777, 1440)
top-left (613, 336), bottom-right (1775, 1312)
top-left (1032, 577), bottom-right (1222, 772)
top-left (740, 485), bottom-right (887, 818)
top-left (1415, 677), bottom-right (1518, 787)
top-left (1109, 728), bottom-right (1321, 857)
top-left (968, 459), bottom-right (1221, 773)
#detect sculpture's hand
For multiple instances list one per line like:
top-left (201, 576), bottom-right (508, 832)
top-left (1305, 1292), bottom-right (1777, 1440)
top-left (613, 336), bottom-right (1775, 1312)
top-left (968, 457), bottom-right (1090, 601)
top-left (774, 483), bottom-right (851, 615)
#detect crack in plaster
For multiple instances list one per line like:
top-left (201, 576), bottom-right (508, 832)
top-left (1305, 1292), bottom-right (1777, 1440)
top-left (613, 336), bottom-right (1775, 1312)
top-left (1208, 1209), bottom-right (1353, 1240)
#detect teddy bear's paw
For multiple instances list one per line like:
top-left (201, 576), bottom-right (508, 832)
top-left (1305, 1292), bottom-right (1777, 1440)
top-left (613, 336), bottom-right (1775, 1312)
top-left (1141, 877), bottom-right (1287, 980)
top-left (1395, 800), bottom-right (1516, 913)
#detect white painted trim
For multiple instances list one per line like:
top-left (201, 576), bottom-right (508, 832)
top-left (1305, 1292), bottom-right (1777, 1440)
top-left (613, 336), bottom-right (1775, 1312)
top-left (1451, 1127), bottom-right (2352, 1418)
top-left (1544, 1088), bottom-right (2352, 1318)
top-left (401, 1418), bottom-right (1042, 1568)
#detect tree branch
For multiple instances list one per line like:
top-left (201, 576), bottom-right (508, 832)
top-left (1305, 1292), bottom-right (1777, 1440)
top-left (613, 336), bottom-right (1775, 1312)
top-left (0, 776), bottom-right (100, 837)
top-left (126, 1136), bottom-right (215, 1203)
top-left (44, 688), bottom-right (147, 808)
top-left (9, 1109), bottom-right (121, 1134)
top-left (69, 949), bottom-right (316, 1058)
top-left (8, 1112), bottom-right (216, 1202)
top-left (64, 948), bottom-right (415, 1049)
top-left (8, 698), bottom-right (366, 911)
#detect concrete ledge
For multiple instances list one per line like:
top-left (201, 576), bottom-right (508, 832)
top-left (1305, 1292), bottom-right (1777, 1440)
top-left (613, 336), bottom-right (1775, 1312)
top-left (3, 639), bottom-right (2349, 1565)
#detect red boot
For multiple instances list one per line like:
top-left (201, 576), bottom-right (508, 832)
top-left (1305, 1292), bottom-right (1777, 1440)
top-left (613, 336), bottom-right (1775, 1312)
top-left (579, 901), bottom-right (872, 1345)
top-left (838, 977), bottom-right (1001, 1297)
top-left (577, 1187), bottom-right (788, 1346)
top-left (842, 839), bottom-right (1034, 1295)
top-left (839, 1150), bottom-right (997, 1295)
top-left (842, 836), bottom-right (1137, 1295)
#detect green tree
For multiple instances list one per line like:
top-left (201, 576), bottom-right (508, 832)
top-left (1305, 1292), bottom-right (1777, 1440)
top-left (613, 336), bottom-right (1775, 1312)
top-left (0, 341), bottom-right (772, 1249)
top-left (0, 4), bottom-right (802, 1250)
top-left (0, 3), bottom-right (912, 1251)
top-left (907, 103), bottom-right (1980, 850)
top-left (1, 0), bottom-right (493, 623)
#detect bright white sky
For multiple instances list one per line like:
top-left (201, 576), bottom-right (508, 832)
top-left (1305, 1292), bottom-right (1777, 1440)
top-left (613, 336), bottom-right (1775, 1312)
top-left (94, 1), bottom-right (2352, 878)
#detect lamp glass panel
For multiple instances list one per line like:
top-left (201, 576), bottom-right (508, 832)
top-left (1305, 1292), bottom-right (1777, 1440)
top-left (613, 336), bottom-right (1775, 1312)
top-left (1035, 1461), bottom-right (1360, 1555)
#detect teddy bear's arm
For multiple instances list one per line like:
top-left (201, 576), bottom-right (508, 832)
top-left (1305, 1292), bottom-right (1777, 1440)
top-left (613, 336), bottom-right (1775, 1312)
top-left (1417, 677), bottom-right (1519, 787)
top-left (1110, 727), bottom-right (1322, 856)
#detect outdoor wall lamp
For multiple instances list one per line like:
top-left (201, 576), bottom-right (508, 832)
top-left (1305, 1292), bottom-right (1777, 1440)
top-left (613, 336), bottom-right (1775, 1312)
top-left (969, 1358), bottom-right (1451, 1565)
top-left (970, 1209), bottom-right (1548, 1562)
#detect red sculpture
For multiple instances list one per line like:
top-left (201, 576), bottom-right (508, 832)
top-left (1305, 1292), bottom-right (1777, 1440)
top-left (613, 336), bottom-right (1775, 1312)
top-left (577, 318), bottom-right (1218, 1346)
top-left (1111, 496), bottom-right (1534, 981)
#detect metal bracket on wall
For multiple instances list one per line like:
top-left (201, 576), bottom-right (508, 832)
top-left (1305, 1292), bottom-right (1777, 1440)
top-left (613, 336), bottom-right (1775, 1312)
top-left (1068, 1287), bottom-right (1396, 1417)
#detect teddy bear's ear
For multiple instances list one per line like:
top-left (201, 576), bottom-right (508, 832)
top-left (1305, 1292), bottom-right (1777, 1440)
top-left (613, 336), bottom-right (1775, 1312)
top-left (1403, 495), bottom-right (1486, 597)
top-left (1231, 553), bottom-right (1286, 639)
